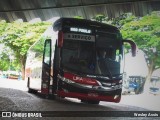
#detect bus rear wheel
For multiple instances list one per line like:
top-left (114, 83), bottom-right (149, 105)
top-left (135, 87), bottom-right (140, 94)
top-left (28, 88), bottom-right (37, 94)
top-left (27, 78), bottom-right (37, 94)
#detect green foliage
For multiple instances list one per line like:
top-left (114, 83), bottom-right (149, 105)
top-left (11, 59), bottom-right (21, 71)
top-left (92, 14), bottom-right (114, 25)
top-left (112, 13), bottom-right (137, 28)
top-left (28, 36), bottom-right (47, 61)
top-left (92, 14), bottom-right (108, 23)
top-left (0, 20), bottom-right (7, 37)
top-left (120, 12), bottom-right (160, 76)
top-left (1, 21), bottom-right (51, 56)
top-left (30, 35), bottom-right (51, 54)
top-left (0, 52), bottom-right (10, 71)
top-left (0, 20), bottom-right (52, 79)
top-left (74, 16), bottom-right (84, 19)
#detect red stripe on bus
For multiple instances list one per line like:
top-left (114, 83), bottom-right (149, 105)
top-left (64, 72), bottom-right (99, 86)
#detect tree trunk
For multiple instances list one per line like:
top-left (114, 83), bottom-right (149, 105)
top-left (21, 64), bottom-right (25, 80)
top-left (143, 60), bottom-right (154, 94)
top-left (20, 56), bottom-right (26, 80)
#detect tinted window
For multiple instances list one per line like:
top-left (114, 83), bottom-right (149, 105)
top-left (44, 40), bottom-right (51, 65)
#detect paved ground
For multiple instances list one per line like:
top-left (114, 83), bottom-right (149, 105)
top-left (0, 78), bottom-right (160, 120)
top-left (0, 78), bottom-right (159, 111)
top-left (120, 92), bottom-right (160, 111)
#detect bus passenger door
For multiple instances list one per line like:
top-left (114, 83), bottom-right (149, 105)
top-left (41, 39), bottom-right (52, 95)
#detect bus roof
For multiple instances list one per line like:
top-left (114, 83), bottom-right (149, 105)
top-left (53, 18), bottom-right (119, 33)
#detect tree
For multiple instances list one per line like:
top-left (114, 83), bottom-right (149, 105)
top-left (92, 14), bottom-right (107, 22)
top-left (111, 13), bottom-right (137, 29)
top-left (0, 20), bottom-right (52, 79)
top-left (120, 12), bottom-right (160, 90)
top-left (91, 14), bottom-right (113, 24)
top-left (0, 52), bottom-right (10, 71)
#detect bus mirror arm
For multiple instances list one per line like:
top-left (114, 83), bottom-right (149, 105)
top-left (122, 40), bottom-right (136, 57)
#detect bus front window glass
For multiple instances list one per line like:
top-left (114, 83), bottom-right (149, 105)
top-left (95, 33), bottom-right (122, 76)
top-left (62, 40), bottom-right (95, 74)
top-left (61, 32), bottom-right (123, 77)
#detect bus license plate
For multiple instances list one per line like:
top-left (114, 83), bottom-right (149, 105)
top-left (88, 93), bottom-right (98, 97)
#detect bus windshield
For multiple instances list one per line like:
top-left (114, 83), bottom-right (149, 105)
top-left (61, 32), bottom-right (122, 77)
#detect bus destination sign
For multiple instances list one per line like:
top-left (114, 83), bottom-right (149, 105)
top-left (64, 33), bottom-right (95, 42)
top-left (70, 27), bottom-right (91, 33)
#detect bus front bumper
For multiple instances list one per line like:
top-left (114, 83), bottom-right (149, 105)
top-left (57, 90), bottom-right (121, 103)
top-left (57, 74), bottom-right (122, 103)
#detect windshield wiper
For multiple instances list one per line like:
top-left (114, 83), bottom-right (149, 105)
top-left (105, 61), bottom-right (113, 79)
top-left (87, 75), bottom-right (110, 80)
top-left (96, 58), bottom-right (113, 80)
top-left (63, 65), bottom-right (86, 77)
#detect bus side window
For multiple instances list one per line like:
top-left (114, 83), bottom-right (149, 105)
top-left (28, 37), bottom-right (45, 63)
top-left (44, 40), bottom-right (51, 65)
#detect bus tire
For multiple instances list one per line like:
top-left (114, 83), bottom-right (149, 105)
top-left (28, 88), bottom-right (37, 94)
top-left (48, 94), bottom-right (56, 100)
top-left (135, 88), bottom-right (140, 94)
top-left (27, 78), bottom-right (37, 94)
top-left (88, 100), bottom-right (100, 104)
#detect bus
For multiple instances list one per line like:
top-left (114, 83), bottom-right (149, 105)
top-left (26, 18), bottom-right (136, 104)
top-left (123, 76), bottom-right (145, 94)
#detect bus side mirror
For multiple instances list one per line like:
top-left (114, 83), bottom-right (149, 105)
top-left (122, 40), bottom-right (136, 57)
top-left (58, 31), bottom-right (63, 48)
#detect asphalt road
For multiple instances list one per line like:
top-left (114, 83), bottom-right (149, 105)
top-left (0, 78), bottom-right (159, 120)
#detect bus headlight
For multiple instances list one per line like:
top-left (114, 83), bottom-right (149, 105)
top-left (114, 95), bottom-right (119, 99)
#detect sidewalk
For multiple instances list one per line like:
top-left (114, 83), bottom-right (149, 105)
top-left (0, 78), bottom-right (28, 91)
top-left (120, 92), bottom-right (160, 111)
